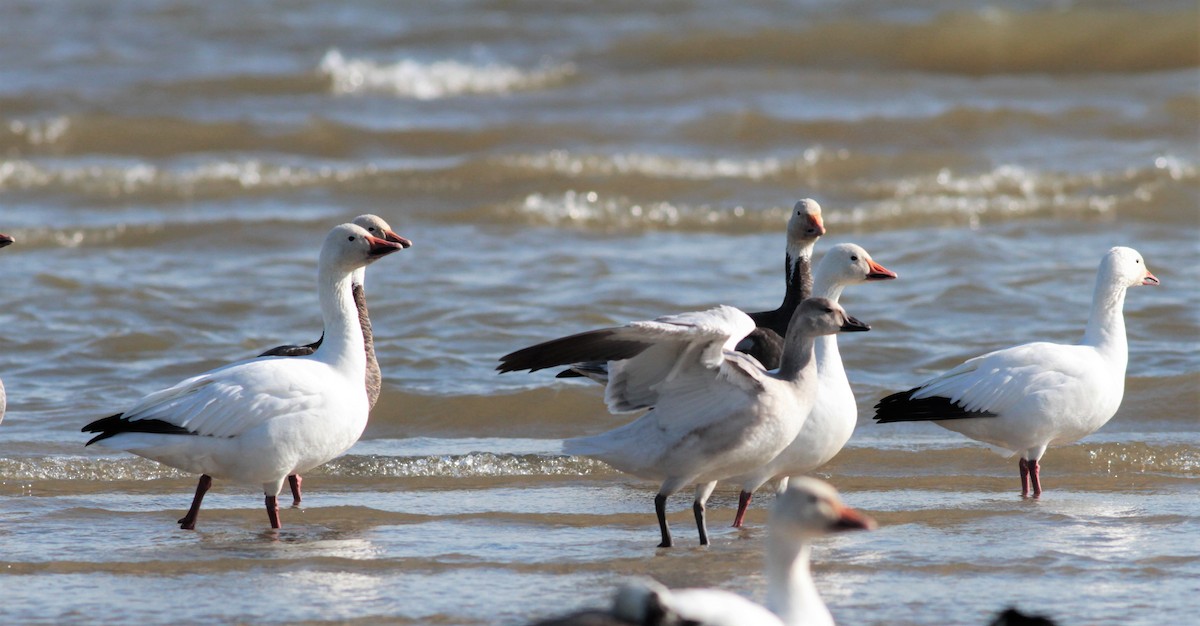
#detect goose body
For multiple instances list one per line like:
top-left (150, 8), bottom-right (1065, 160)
top-left (729, 243), bottom-right (896, 525)
top-left (83, 223), bottom-right (409, 528)
top-left (874, 246), bottom-right (1158, 496)
top-left (502, 298), bottom-right (869, 546)
top-left (258, 214), bottom-right (411, 505)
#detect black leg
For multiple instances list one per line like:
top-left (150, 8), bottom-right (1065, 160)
top-left (693, 499), bottom-right (709, 546)
top-left (655, 493), bottom-right (672, 548)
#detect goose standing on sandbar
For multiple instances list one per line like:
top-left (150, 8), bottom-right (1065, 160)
top-left (554, 199), bottom-right (825, 382)
top-left (82, 223), bottom-right (410, 529)
top-left (0, 232), bottom-right (15, 425)
top-left (499, 298), bottom-right (869, 547)
top-left (258, 214), bottom-right (411, 506)
top-left (729, 243), bottom-right (896, 527)
top-left (873, 246), bottom-right (1159, 497)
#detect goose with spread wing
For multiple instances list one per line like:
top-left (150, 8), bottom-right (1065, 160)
top-left (501, 298), bottom-right (869, 546)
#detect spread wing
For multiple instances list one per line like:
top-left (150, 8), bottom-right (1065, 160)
top-left (603, 306), bottom-right (759, 413)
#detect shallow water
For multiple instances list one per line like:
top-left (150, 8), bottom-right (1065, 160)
top-left (1, 1), bottom-right (1198, 625)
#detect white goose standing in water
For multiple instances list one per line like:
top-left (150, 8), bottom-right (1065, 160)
top-left (258, 214), bottom-right (411, 506)
top-left (0, 231), bottom-right (14, 425)
top-left (874, 246), bottom-right (1159, 496)
top-left (729, 243), bottom-right (896, 526)
top-left (83, 223), bottom-right (410, 529)
top-left (500, 298), bottom-right (869, 547)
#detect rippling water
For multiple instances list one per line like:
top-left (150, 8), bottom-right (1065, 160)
top-left (1, 1), bottom-right (1197, 625)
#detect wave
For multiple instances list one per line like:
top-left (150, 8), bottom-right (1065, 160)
top-left (2, 148), bottom-right (1193, 232)
top-left (317, 49), bottom-right (576, 99)
top-left (0, 452), bottom-right (609, 482)
top-left (607, 7), bottom-right (1199, 75)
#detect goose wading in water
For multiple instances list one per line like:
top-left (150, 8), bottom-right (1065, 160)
top-left (873, 246), bottom-right (1159, 497)
top-left (258, 214), bottom-right (411, 506)
top-left (0, 231), bottom-right (14, 425)
top-left (729, 243), bottom-right (896, 527)
top-left (555, 198), bottom-right (825, 382)
top-left (527, 478), bottom-right (876, 626)
top-left (82, 223), bottom-right (410, 529)
top-left (499, 298), bottom-right (869, 547)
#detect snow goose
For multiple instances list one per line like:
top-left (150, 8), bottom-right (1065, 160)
top-left (82, 223), bottom-right (409, 529)
top-left (500, 298), bottom-right (869, 547)
top-left (873, 246), bottom-right (1159, 496)
top-left (729, 243), bottom-right (896, 526)
top-left (555, 199), bottom-right (825, 382)
top-left (258, 214), bottom-right (411, 505)
top-left (0, 231), bottom-right (13, 425)
top-left (528, 478), bottom-right (875, 626)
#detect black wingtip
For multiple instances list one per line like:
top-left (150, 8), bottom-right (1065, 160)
top-left (873, 388), bottom-right (997, 423)
top-left (81, 412), bottom-right (197, 446)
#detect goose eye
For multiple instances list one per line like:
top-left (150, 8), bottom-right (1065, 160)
top-left (850, 255), bottom-right (859, 261)
top-left (347, 236), bottom-right (356, 241)
top-left (368, 227), bottom-right (377, 232)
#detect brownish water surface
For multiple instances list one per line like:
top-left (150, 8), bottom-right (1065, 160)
top-left (0, 1), bottom-right (1197, 624)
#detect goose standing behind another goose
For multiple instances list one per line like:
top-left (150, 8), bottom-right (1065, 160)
top-left (258, 215), bottom-right (411, 505)
top-left (874, 246), bottom-right (1158, 496)
top-left (553, 199), bottom-right (824, 382)
top-left (0, 232), bottom-right (14, 425)
top-left (729, 243), bottom-right (896, 527)
top-left (82, 223), bottom-right (409, 529)
top-left (500, 298), bottom-right (869, 546)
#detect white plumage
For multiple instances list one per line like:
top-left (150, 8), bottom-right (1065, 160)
top-left (83, 223), bottom-right (409, 528)
top-left (501, 298), bottom-right (869, 547)
top-left (729, 243), bottom-right (896, 526)
top-left (874, 246), bottom-right (1159, 496)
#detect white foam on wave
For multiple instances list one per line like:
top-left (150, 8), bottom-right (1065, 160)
top-left (502, 148), bottom-right (842, 181)
top-left (0, 158), bottom-right (380, 197)
top-left (318, 49), bottom-right (575, 99)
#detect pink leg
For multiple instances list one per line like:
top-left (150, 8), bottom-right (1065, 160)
top-left (731, 490), bottom-right (753, 528)
top-left (287, 474), bottom-right (302, 506)
top-left (1019, 458), bottom-right (1030, 497)
top-left (1028, 459), bottom-right (1042, 497)
top-left (265, 495), bottom-right (281, 529)
top-left (178, 474), bottom-right (213, 530)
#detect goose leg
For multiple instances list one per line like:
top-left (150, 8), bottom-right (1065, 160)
top-left (693, 482), bottom-right (717, 546)
top-left (731, 490), bottom-right (753, 528)
top-left (265, 495), bottom-right (282, 529)
top-left (654, 493), bottom-right (672, 548)
top-left (1019, 458), bottom-right (1031, 497)
top-left (287, 474), bottom-right (303, 506)
top-left (1028, 459), bottom-right (1042, 497)
top-left (177, 474), bottom-right (212, 530)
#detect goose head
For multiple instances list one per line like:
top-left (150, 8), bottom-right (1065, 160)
top-left (320, 223), bottom-right (409, 276)
top-left (790, 297), bottom-right (871, 338)
top-left (770, 477), bottom-right (876, 541)
top-left (1104, 246), bottom-right (1159, 288)
top-left (786, 199), bottom-right (825, 260)
top-left (818, 243), bottom-right (897, 287)
top-left (352, 214), bottom-right (412, 249)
